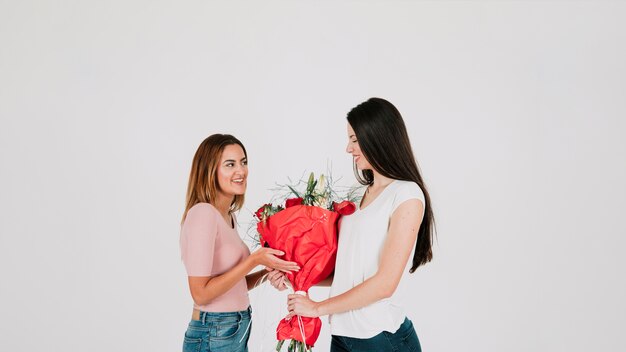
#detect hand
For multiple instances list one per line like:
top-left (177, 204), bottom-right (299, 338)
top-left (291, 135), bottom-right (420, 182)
top-left (286, 293), bottom-right (321, 319)
top-left (251, 248), bottom-right (300, 273)
top-left (266, 268), bottom-right (289, 291)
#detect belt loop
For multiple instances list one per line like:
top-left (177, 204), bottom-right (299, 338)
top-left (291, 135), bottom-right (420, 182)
top-left (201, 312), bottom-right (206, 325)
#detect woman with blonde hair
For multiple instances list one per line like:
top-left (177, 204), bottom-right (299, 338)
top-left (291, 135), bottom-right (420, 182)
top-left (180, 134), bottom-right (300, 352)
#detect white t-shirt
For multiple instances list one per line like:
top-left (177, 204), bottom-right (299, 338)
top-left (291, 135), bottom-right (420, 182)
top-left (329, 180), bottom-right (425, 338)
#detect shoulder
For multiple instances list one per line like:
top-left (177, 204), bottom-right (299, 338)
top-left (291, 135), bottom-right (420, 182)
top-left (389, 180), bottom-right (426, 214)
top-left (187, 202), bottom-right (218, 215)
top-left (185, 203), bottom-right (220, 224)
top-left (393, 180), bottom-right (424, 198)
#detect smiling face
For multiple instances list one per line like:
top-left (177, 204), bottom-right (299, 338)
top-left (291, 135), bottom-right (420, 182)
top-left (216, 144), bottom-right (248, 198)
top-left (346, 123), bottom-right (372, 170)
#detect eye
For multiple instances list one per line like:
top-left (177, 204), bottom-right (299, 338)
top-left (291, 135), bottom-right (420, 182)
top-left (242, 160), bottom-right (248, 166)
top-left (225, 162), bottom-right (234, 167)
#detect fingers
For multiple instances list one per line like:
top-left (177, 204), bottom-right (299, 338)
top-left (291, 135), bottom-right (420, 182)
top-left (267, 270), bottom-right (281, 284)
top-left (287, 294), bottom-right (303, 306)
top-left (266, 269), bottom-right (280, 280)
top-left (273, 265), bottom-right (299, 274)
top-left (272, 258), bottom-right (300, 272)
top-left (265, 248), bottom-right (285, 256)
top-left (284, 309), bottom-right (298, 320)
top-left (286, 296), bottom-right (297, 316)
top-left (258, 248), bottom-right (300, 272)
top-left (266, 269), bottom-right (288, 290)
top-left (286, 295), bottom-right (308, 317)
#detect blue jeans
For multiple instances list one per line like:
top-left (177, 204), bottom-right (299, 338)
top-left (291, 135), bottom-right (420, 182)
top-left (331, 318), bottom-right (421, 352)
top-left (182, 306), bottom-right (251, 352)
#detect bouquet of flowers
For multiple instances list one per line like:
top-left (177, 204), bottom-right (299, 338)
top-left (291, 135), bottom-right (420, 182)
top-left (254, 173), bottom-right (357, 352)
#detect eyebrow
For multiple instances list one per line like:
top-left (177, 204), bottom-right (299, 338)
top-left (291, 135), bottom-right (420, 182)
top-left (223, 157), bottom-right (247, 164)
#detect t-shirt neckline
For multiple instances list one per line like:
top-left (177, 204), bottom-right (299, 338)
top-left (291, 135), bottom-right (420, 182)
top-left (357, 180), bottom-right (397, 212)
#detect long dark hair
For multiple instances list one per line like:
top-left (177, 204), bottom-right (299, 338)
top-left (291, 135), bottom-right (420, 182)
top-left (347, 97), bottom-right (435, 272)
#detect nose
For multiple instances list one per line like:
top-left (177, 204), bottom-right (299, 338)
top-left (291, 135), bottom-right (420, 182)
top-left (346, 142), bottom-right (352, 154)
top-left (235, 163), bottom-right (247, 175)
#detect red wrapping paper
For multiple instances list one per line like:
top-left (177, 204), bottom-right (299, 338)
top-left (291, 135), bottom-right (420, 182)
top-left (258, 204), bottom-right (346, 347)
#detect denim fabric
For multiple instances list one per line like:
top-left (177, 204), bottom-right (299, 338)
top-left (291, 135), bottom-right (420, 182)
top-left (182, 306), bottom-right (251, 352)
top-left (330, 318), bottom-right (421, 352)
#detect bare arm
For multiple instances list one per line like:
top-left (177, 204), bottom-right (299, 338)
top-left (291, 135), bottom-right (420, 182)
top-left (287, 199), bottom-right (423, 318)
top-left (245, 269), bottom-right (269, 290)
top-left (190, 248), bottom-right (300, 306)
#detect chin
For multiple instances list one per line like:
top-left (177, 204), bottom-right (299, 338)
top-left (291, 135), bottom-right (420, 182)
top-left (224, 187), bottom-right (246, 197)
top-left (356, 163), bottom-right (370, 171)
top-left (232, 189), bottom-right (246, 196)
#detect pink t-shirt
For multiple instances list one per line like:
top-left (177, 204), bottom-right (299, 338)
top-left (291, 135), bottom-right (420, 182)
top-left (180, 203), bottom-right (251, 312)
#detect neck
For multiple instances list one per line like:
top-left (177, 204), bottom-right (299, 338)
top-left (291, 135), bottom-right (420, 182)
top-left (371, 170), bottom-right (394, 189)
top-left (213, 193), bottom-right (233, 217)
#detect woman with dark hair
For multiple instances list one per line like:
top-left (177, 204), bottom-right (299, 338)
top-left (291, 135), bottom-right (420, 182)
top-left (180, 134), bottom-right (300, 352)
top-left (284, 98), bottom-right (434, 351)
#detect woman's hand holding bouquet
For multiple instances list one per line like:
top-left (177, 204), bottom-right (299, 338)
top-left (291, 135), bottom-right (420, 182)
top-left (252, 173), bottom-right (357, 351)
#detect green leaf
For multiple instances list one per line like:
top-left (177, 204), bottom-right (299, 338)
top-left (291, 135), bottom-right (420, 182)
top-left (287, 185), bottom-right (301, 198)
top-left (308, 180), bottom-right (317, 194)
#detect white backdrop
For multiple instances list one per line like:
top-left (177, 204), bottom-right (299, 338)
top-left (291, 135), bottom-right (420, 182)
top-left (1, 1), bottom-right (625, 351)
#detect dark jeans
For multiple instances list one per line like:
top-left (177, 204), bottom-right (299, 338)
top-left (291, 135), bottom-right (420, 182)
top-left (182, 306), bottom-right (251, 352)
top-left (331, 318), bottom-right (421, 352)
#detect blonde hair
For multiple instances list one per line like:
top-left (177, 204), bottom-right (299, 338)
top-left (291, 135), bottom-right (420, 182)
top-left (182, 134), bottom-right (247, 223)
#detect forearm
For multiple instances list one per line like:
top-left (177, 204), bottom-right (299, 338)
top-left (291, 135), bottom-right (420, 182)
top-left (193, 256), bottom-right (256, 305)
top-left (245, 270), bottom-right (268, 290)
top-left (316, 275), bottom-right (391, 316)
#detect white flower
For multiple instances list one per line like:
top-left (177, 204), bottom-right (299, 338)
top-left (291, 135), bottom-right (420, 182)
top-left (316, 174), bottom-right (326, 193)
top-left (313, 174), bottom-right (328, 208)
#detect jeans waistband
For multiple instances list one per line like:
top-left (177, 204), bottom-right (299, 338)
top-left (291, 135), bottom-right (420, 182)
top-left (197, 306), bottom-right (252, 325)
